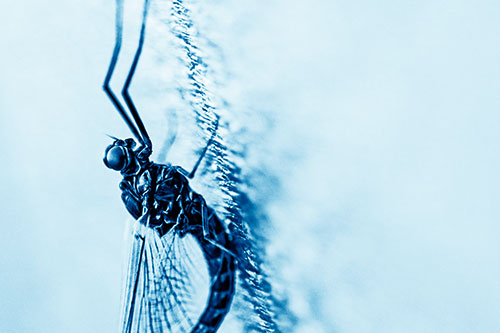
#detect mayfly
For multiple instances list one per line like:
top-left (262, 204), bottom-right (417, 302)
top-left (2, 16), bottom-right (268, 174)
top-left (102, 0), bottom-right (236, 331)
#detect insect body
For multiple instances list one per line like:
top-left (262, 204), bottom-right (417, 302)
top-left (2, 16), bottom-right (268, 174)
top-left (102, 0), bottom-right (236, 331)
top-left (104, 140), bottom-right (235, 332)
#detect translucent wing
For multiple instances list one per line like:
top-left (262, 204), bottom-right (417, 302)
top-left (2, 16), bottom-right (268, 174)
top-left (121, 216), bottom-right (210, 333)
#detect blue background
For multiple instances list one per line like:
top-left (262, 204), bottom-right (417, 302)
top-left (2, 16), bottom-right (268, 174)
top-left (1, 0), bottom-right (499, 332)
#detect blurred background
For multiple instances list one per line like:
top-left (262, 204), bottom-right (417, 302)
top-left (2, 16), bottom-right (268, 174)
top-left (1, 0), bottom-right (499, 332)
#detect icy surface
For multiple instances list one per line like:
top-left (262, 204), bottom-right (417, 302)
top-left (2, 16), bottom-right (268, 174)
top-left (1, 0), bottom-right (500, 332)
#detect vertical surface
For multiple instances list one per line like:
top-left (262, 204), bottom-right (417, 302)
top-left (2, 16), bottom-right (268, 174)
top-left (1, 0), bottom-right (499, 332)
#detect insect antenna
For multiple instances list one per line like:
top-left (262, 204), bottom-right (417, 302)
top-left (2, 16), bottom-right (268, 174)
top-left (105, 133), bottom-right (120, 141)
top-left (103, 0), bottom-right (144, 146)
top-left (121, 0), bottom-right (153, 150)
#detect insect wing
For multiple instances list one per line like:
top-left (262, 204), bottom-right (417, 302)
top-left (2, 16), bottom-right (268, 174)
top-left (120, 217), bottom-right (210, 332)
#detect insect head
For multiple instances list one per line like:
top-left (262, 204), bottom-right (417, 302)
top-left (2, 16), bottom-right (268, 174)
top-left (103, 138), bottom-right (138, 172)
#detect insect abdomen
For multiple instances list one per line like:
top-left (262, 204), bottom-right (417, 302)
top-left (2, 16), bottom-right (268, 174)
top-left (191, 215), bottom-right (236, 332)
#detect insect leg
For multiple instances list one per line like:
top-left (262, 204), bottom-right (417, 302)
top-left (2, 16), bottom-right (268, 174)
top-left (124, 234), bottom-right (146, 333)
top-left (157, 108), bottom-right (178, 162)
top-left (187, 116), bottom-right (219, 178)
top-left (121, 0), bottom-right (152, 149)
top-left (199, 200), bottom-right (237, 259)
top-left (103, 0), bottom-right (144, 145)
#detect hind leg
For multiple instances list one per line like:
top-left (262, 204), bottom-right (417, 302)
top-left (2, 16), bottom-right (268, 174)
top-left (198, 200), bottom-right (237, 259)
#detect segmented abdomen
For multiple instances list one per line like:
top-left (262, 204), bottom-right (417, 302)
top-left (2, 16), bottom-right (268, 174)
top-left (188, 208), bottom-right (236, 332)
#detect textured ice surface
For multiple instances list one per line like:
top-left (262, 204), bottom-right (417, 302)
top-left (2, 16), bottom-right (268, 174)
top-left (1, 0), bottom-right (500, 332)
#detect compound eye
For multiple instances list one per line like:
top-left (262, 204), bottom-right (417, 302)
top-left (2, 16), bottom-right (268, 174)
top-left (104, 146), bottom-right (128, 171)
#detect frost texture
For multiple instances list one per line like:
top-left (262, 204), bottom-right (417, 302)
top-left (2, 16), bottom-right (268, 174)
top-left (148, 0), bottom-right (294, 331)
